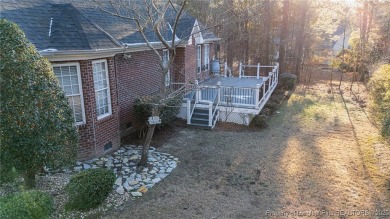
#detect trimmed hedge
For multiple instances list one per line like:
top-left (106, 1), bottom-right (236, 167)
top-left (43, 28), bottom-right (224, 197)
top-left (65, 168), bottom-right (115, 211)
top-left (0, 190), bottom-right (53, 219)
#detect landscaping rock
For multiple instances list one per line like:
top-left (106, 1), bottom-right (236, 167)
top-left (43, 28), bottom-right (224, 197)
top-left (115, 177), bottom-right (122, 186)
top-left (152, 178), bottom-right (161, 183)
top-left (138, 185), bottom-right (148, 193)
top-left (116, 186), bottom-right (125, 195)
top-left (131, 192), bottom-right (142, 197)
top-left (129, 180), bottom-right (139, 186)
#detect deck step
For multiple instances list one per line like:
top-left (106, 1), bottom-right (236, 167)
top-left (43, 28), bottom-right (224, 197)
top-left (192, 113), bottom-right (209, 120)
top-left (193, 108), bottom-right (209, 114)
top-left (188, 123), bottom-right (213, 130)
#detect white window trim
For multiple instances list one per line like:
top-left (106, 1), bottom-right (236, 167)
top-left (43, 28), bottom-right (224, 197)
top-left (197, 45), bottom-right (202, 74)
top-left (204, 44), bottom-right (210, 71)
top-left (163, 49), bottom-right (170, 86)
top-left (92, 59), bottom-right (112, 120)
top-left (52, 62), bottom-right (86, 125)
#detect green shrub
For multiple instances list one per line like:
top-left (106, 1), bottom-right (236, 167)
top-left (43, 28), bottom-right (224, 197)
top-left (0, 190), bottom-right (53, 219)
top-left (279, 73), bottom-right (297, 90)
top-left (264, 101), bottom-right (279, 114)
top-left (0, 164), bottom-right (18, 185)
top-left (368, 64), bottom-right (390, 139)
top-left (134, 95), bottom-right (182, 126)
top-left (250, 115), bottom-right (268, 129)
top-left (65, 168), bottom-right (115, 211)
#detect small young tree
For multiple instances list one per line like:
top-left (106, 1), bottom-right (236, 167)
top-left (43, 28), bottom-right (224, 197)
top-left (0, 19), bottom-right (79, 189)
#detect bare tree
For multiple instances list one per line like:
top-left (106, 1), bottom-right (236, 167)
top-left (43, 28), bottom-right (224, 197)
top-left (279, 0), bottom-right (289, 74)
top-left (95, 0), bottom-right (187, 167)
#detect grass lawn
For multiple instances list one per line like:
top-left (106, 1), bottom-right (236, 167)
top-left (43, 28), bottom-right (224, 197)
top-left (108, 70), bottom-right (390, 218)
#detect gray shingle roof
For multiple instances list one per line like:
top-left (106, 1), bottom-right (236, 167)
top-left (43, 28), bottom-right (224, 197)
top-left (0, 0), bottom-right (217, 51)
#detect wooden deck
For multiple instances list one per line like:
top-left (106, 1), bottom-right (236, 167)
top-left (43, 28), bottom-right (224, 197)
top-left (201, 77), bottom-right (265, 88)
top-left (182, 63), bottom-right (279, 128)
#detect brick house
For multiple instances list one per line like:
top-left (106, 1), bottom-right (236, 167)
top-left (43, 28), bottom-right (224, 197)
top-left (1, 0), bottom-right (220, 160)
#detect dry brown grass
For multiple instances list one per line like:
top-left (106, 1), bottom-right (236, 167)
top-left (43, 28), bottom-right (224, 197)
top-left (107, 69), bottom-right (390, 219)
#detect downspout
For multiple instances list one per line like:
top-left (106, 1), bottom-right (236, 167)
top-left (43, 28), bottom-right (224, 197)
top-left (114, 52), bottom-right (121, 138)
top-left (89, 61), bottom-right (98, 157)
top-left (92, 109), bottom-right (98, 157)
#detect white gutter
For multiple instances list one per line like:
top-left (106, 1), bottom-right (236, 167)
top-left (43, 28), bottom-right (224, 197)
top-left (40, 39), bottom-right (188, 62)
top-left (204, 37), bottom-right (221, 43)
top-left (39, 47), bottom-right (126, 62)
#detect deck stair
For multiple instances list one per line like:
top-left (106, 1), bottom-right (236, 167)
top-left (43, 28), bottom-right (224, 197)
top-left (189, 107), bottom-right (219, 129)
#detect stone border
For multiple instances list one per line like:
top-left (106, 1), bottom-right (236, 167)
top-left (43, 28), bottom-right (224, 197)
top-left (48, 145), bottom-right (178, 197)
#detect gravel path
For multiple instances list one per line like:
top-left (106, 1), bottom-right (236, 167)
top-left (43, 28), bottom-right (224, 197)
top-left (107, 71), bottom-right (390, 219)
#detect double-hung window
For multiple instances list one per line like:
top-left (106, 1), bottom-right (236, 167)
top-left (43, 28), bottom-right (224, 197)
top-left (52, 63), bottom-right (85, 125)
top-left (197, 45), bottom-right (202, 74)
top-left (163, 50), bottom-right (170, 86)
top-left (92, 59), bottom-right (112, 119)
top-left (204, 44), bottom-right (210, 71)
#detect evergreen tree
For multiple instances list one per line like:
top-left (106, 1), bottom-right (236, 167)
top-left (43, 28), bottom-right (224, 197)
top-left (0, 19), bottom-right (79, 189)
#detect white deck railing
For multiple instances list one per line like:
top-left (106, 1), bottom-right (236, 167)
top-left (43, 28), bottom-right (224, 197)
top-left (187, 63), bottom-right (279, 125)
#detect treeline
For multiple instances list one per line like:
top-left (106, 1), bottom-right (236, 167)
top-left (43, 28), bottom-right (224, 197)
top-left (183, 0), bottom-right (389, 81)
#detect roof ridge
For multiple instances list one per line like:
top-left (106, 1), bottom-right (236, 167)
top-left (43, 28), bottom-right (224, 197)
top-left (71, 5), bottom-right (123, 48)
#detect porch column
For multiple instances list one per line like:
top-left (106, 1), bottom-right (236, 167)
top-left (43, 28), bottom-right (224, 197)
top-left (256, 63), bottom-right (260, 79)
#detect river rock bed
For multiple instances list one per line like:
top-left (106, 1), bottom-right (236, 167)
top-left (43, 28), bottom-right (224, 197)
top-left (47, 145), bottom-right (179, 197)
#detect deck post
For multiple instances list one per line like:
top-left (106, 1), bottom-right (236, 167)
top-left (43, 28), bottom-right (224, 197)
top-left (217, 81), bottom-right (221, 102)
top-left (255, 84), bottom-right (261, 109)
top-left (224, 62), bottom-right (227, 77)
top-left (268, 72), bottom-right (272, 92)
top-left (187, 100), bottom-right (191, 124)
top-left (239, 62), bottom-right (242, 78)
top-left (195, 80), bottom-right (199, 103)
top-left (209, 102), bottom-right (213, 126)
top-left (256, 63), bottom-right (260, 79)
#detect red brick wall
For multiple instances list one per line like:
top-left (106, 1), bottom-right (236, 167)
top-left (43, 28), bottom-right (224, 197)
top-left (115, 50), bottom-right (161, 133)
top-left (172, 47), bottom-right (186, 83)
top-left (184, 44), bottom-right (197, 83)
top-left (184, 42), bottom-right (215, 83)
top-left (49, 42), bottom-right (217, 159)
top-left (52, 57), bottom-right (120, 160)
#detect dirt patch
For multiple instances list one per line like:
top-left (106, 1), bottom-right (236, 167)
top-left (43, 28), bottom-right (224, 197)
top-left (121, 121), bottom-right (184, 148)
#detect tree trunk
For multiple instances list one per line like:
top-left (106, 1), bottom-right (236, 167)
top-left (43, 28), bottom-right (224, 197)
top-left (138, 123), bottom-right (156, 168)
top-left (294, 0), bottom-right (308, 82)
top-left (263, 0), bottom-right (271, 65)
top-left (339, 72), bottom-right (344, 90)
top-left (23, 170), bottom-right (36, 189)
top-left (138, 107), bottom-right (159, 168)
top-left (278, 0), bottom-right (289, 74)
